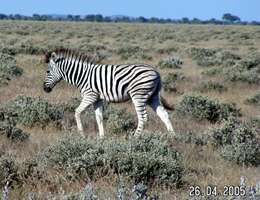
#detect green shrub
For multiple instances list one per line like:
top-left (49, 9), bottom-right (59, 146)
top-left (197, 81), bottom-right (227, 93)
top-left (211, 117), bottom-right (256, 146)
top-left (6, 96), bottom-right (63, 127)
top-left (245, 92), bottom-right (260, 106)
top-left (116, 45), bottom-right (151, 60)
top-left (105, 107), bottom-right (136, 135)
top-left (187, 47), bottom-right (240, 67)
top-left (211, 117), bottom-right (260, 166)
top-left (38, 133), bottom-right (183, 186)
top-left (248, 117), bottom-right (260, 132)
top-left (222, 53), bottom-right (260, 84)
top-left (0, 108), bottom-right (29, 142)
top-left (202, 67), bottom-right (223, 76)
top-left (158, 57), bottom-right (183, 69)
top-left (157, 47), bottom-right (179, 54)
top-left (162, 72), bottom-right (185, 92)
top-left (0, 122), bottom-right (29, 142)
top-left (0, 53), bottom-right (23, 86)
top-left (176, 95), bottom-right (241, 123)
top-left (221, 140), bottom-right (260, 166)
top-left (225, 66), bottom-right (260, 84)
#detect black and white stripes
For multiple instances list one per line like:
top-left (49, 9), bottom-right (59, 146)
top-left (43, 49), bottom-right (174, 137)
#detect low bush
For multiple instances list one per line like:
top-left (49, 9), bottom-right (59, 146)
top-left (157, 47), bottom-right (179, 54)
top-left (248, 117), bottom-right (260, 132)
top-left (0, 108), bottom-right (29, 142)
top-left (176, 95), bottom-right (241, 123)
top-left (205, 52), bottom-right (260, 84)
top-left (116, 45), bottom-right (151, 60)
top-left (158, 57), bottom-right (183, 69)
top-left (196, 81), bottom-right (227, 93)
top-left (221, 140), bottom-right (260, 166)
top-left (162, 72), bottom-right (185, 92)
top-left (105, 106), bottom-right (136, 135)
top-left (211, 117), bottom-right (260, 166)
top-left (6, 96), bottom-right (63, 127)
top-left (37, 133), bottom-right (184, 187)
top-left (225, 65), bottom-right (260, 84)
top-left (245, 92), bottom-right (260, 106)
top-left (211, 117), bottom-right (256, 146)
top-left (0, 53), bottom-right (23, 86)
top-left (202, 67), bottom-right (223, 76)
top-left (187, 47), bottom-right (240, 67)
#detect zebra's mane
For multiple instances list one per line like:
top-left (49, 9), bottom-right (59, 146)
top-left (44, 48), bottom-right (98, 64)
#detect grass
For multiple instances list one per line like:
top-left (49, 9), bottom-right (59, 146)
top-left (0, 20), bottom-right (260, 199)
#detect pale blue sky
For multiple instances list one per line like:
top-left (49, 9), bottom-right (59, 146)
top-left (1, 0), bottom-right (259, 21)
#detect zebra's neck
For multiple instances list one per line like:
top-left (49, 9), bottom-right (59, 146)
top-left (60, 57), bottom-right (94, 90)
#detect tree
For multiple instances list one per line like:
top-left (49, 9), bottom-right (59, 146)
top-left (191, 18), bottom-right (201, 24)
top-left (95, 14), bottom-right (103, 22)
top-left (222, 13), bottom-right (241, 23)
top-left (181, 17), bottom-right (190, 23)
top-left (32, 14), bottom-right (41, 20)
top-left (84, 14), bottom-right (95, 21)
top-left (137, 16), bottom-right (148, 23)
top-left (67, 14), bottom-right (73, 21)
top-left (0, 14), bottom-right (7, 19)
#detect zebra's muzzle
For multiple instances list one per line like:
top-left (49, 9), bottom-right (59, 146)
top-left (43, 84), bottom-right (52, 93)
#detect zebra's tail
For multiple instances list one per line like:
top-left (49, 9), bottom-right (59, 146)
top-left (160, 95), bottom-right (174, 111)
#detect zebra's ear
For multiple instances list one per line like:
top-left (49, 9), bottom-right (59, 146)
top-left (51, 52), bottom-right (58, 62)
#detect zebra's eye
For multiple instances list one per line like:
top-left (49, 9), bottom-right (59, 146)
top-left (47, 70), bottom-right (50, 73)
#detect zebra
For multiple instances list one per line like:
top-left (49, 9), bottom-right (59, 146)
top-left (43, 49), bottom-right (175, 138)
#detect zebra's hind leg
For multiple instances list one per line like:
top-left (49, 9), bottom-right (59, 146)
top-left (75, 93), bottom-right (98, 137)
top-left (94, 100), bottom-right (105, 139)
top-left (149, 93), bottom-right (175, 135)
top-left (132, 96), bottom-right (148, 137)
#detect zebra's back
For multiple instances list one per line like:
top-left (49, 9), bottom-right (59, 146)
top-left (88, 64), bottom-right (160, 102)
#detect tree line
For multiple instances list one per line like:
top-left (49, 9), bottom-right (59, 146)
top-left (0, 13), bottom-right (259, 25)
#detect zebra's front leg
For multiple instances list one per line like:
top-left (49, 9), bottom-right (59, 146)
top-left (75, 94), bottom-right (98, 137)
top-left (94, 100), bottom-right (105, 139)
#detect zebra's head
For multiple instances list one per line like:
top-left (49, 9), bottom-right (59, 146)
top-left (43, 52), bottom-right (64, 93)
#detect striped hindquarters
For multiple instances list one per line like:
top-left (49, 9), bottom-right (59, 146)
top-left (89, 64), bottom-right (160, 102)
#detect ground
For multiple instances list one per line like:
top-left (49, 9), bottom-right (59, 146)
top-left (0, 21), bottom-right (260, 199)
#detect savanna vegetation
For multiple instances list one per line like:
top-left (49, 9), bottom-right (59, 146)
top-left (0, 20), bottom-right (260, 199)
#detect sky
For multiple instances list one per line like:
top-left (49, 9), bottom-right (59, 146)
top-left (1, 0), bottom-right (259, 21)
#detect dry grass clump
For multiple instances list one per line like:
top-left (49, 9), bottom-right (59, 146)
top-left (196, 80), bottom-right (227, 93)
top-left (245, 91), bottom-right (260, 106)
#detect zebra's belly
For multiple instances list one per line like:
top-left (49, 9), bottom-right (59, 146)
top-left (100, 92), bottom-right (130, 103)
